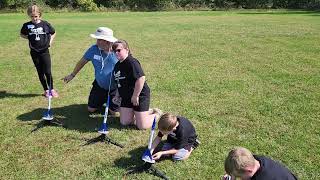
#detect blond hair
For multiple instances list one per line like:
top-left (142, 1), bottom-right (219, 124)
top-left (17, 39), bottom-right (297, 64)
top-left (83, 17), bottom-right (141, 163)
top-left (27, 5), bottom-right (42, 17)
top-left (158, 113), bottom-right (177, 132)
top-left (224, 147), bottom-right (256, 176)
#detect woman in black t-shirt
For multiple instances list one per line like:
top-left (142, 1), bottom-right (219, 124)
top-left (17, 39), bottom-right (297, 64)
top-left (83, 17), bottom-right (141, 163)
top-left (112, 40), bottom-right (160, 129)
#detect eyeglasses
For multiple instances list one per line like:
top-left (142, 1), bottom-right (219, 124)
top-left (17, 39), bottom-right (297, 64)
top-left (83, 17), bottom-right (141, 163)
top-left (115, 49), bottom-right (122, 53)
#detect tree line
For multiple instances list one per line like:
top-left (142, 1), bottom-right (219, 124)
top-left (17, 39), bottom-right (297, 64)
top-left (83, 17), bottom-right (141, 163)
top-left (1, 0), bottom-right (320, 11)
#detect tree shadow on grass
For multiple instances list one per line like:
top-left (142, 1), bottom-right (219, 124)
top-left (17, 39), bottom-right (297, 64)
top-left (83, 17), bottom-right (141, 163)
top-left (17, 104), bottom-right (122, 133)
top-left (237, 10), bottom-right (320, 15)
top-left (0, 90), bottom-right (40, 99)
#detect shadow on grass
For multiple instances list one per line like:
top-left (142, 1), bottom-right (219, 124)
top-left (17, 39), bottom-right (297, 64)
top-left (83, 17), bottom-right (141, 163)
top-left (237, 10), bottom-right (320, 15)
top-left (114, 142), bottom-right (167, 170)
top-left (17, 104), bottom-right (122, 133)
top-left (0, 90), bottom-right (40, 99)
top-left (114, 144), bottom-right (170, 179)
top-left (114, 146), bottom-right (146, 170)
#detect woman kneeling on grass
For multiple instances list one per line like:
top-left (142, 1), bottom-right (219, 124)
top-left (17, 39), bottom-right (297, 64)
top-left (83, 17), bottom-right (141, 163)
top-left (112, 40), bottom-right (161, 129)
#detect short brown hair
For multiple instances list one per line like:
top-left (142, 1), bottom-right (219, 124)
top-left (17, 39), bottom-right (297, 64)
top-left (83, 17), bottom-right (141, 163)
top-left (224, 147), bottom-right (256, 176)
top-left (112, 39), bottom-right (131, 54)
top-left (158, 113), bottom-right (177, 132)
top-left (27, 5), bottom-right (42, 17)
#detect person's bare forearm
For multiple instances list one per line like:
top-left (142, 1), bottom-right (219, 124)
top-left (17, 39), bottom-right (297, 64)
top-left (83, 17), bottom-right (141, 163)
top-left (63, 57), bottom-right (88, 83)
top-left (132, 76), bottom-right (145, 97)
top-left (50, 32), bottom-right (56, 46)
top-left (20, 34), bottom-right (28, 39)
top-left (160, 148), bottom-right (179, 156)
top-left (71, 57), bottom-right (88, 76)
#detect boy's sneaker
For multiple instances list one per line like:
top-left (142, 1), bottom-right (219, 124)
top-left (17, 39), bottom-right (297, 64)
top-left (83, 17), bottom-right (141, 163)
top-left (51, 89), bottom-right (59, 98)
top-left (193, 139), bottom-right (201, 149)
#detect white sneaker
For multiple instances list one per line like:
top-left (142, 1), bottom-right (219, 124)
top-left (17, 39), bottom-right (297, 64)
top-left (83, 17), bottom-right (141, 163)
top-left (51, 89), bottom-right (59, 98)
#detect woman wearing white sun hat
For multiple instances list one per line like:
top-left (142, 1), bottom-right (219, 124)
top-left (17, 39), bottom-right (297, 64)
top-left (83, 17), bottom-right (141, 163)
top-left (63, 27), bottom-right (119, 115)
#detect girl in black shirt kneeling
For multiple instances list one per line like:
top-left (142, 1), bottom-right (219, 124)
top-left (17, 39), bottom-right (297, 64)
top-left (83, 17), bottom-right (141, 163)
top-left (112, 40), bottom-right (161, 130)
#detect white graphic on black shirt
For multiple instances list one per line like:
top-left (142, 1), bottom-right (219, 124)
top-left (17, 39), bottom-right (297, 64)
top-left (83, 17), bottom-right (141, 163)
top-left (169, 132), bottom-right (177, 140)
top-left (28, 27), bottom-right (45, 41)
top-left (114, 71), bottom-right (125, 88)
top-left (169, 132), bottom-right (176, 137)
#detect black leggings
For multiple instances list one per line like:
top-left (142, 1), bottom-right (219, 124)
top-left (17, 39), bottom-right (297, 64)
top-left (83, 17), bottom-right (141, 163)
top-left (30, 49), bottom-right (53, 91)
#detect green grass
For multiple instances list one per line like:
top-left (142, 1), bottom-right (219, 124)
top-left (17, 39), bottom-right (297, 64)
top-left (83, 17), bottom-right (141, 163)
top-left (0, 10), bottom-right (319, 179)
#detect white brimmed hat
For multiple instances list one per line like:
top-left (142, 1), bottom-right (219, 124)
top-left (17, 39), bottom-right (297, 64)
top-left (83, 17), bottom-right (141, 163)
top-left (90, 27), bottom-right (117, 42)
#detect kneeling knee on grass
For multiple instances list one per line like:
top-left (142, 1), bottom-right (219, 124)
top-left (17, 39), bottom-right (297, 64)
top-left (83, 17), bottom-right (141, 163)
top-left (119, 108), bottom-right (161, 130)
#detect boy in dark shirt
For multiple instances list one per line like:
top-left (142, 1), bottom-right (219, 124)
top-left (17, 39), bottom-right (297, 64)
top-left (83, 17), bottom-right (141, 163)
top-left (150, 113), bottom-right (199, 161)
top-left (223, 147), bottom-right (297, 180)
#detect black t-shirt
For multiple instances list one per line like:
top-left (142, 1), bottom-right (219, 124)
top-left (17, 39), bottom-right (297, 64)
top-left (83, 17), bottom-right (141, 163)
top-left (158, 116), bottom-right (197, 149)
top-left (252, 155), bottom-right (297, 180)
top-left (113, 55), bottom-right (150, 100)
top-left (20, 20), bottom-right (55, 52)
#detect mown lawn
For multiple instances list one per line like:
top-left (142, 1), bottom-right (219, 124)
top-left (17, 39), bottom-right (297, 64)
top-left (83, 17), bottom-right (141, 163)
top-left (0, 10), bottom-right (319, 179)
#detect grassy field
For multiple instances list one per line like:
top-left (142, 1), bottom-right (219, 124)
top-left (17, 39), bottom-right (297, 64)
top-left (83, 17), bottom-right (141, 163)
top-left (0, 10), bottom-right (319, 179)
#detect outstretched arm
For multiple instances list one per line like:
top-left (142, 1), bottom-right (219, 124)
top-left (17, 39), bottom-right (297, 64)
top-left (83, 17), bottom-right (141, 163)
top-left (62, 57), bottom-right (88, 83)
